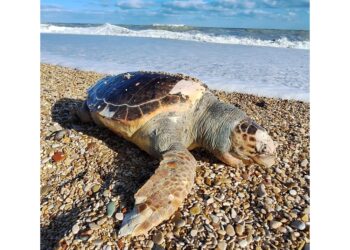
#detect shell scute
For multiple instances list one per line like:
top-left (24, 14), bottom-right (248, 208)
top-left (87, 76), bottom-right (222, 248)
top-left (140, 101), bottom-right (161, 114)
top-left (127, 106), bottom-right (143, 120)
top-left (112, 106), bottom-right (128, 120)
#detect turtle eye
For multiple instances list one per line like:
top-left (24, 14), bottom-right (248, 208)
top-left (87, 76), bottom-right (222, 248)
top-left (256, 143), bottom-right (267, 154)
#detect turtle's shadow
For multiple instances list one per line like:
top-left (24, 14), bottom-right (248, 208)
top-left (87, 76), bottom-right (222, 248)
top-left (41, 98), bottom-right (159, 250)
top-left (41, 97), bottom-right (214, 250)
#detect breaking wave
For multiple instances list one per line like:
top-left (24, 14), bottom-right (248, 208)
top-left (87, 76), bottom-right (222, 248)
top-left (41, 23), bottom-right (309, 49)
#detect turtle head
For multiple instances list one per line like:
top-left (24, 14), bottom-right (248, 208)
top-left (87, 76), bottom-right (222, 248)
top-left (231, 119), bottom-right (277, 167)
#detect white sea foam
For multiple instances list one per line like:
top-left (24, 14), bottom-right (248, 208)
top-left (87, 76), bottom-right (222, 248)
top-left (40, 23), bottom-right (309, 50)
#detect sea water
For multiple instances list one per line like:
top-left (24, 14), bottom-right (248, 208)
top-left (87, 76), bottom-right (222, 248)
top-left (41, 23), bottom-right (309, 101)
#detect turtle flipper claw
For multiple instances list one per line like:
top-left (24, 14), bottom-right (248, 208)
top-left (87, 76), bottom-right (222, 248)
top-left (118, 149), bottom-right (197, 237)
top-left (118, 205), bottom-right (153, 237)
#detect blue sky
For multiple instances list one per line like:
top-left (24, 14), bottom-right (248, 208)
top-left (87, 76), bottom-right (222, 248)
top-left (41, 0), bottom-right (309, 30)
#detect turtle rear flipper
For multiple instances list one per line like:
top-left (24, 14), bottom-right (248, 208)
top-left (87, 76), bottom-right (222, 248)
top-left (70, 101), bottom-right (93, 123)
top-left (118, 148), bottom-right (197, 237)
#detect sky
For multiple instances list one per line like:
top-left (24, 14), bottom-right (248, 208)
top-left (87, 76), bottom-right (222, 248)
top-left (41, 0), bottom-right (309, 30)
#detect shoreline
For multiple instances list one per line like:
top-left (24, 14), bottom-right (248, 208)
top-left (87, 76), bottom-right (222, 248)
top-left (41, 63), bottom-right (309, 249)
top-left (40, 61), bottom-right (309, 103)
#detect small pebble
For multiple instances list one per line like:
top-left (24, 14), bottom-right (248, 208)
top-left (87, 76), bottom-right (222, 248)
top-left (93, 239), bottom-right (103, 246)
top-left (257, 183), bottom-right (267, 197)
top-left (107, 201), bottom-right (116, 217)
top-left (115, 212), bottom-right (124, 221)
top-left (103, 190), bottom-right (111, 197)
top-left (235, 224), bottom-right (245, 236)
top-left (79, 236), bottom-right (89, 241)
top-left (152, 231), bottom-right (164, 244)
top-left (273, 186), bottom-right (281, 193)
top-left (52, 151), bottom-right (65, 162)
top-left (291, 220), bottom-right (306, 230)
top-left (89, 222), bottom-right (100, 230)
top-left (210, 214), bottom-right (220, 224)
top-left (146, 240), bottom-right (154, 248)
top-left (278, 227), bottom-right (287, 233)
top-left (52, 123), bottom-right (62, 131)
top-left (190, 205), bottom-right (201, 215)
top-left (92, 184), bottom-right (101, 193)
top-left (86, 142), bottom-right (97, 153)
top-left (218, 229), bottom-right (226, 236)
top-left (289, 189), bottom-right (297, 196)
top-left (301, 214), bottom-right (309, 222)
top-left (97, 217), bottom-right (107, 225)
top-left (266, 213), bottom-right (273, 221)
top-left (54, 130), bottom-right (68, 141)
top-left (72, 224), bottom-right (80, 234)
top-left (190, 229), bottom-right (198, 237)
top-left (230, 208), bottom-right (237, 218)
top-left (206, 197), bottom-right (214, 205)
top-left (195, 176), bottom-right (202, 185)
top-left (217, 241), bottom-right (227, 250)
top-left (41, 185), bottom-right (51, 196)
top-left (238, 239), bottom-right (248, 248)
top-left (256, 100), bottom-right (267, 108)
top-left (270, 220), bottom-right (282, 229)
top-left (304, 206), bottom-right (310, 214)
top-left (301, 159), bottom-right (308, 167)
top-left (79, 229), bottom-right (93, 236)
top-left (205, 177), bottom-right (212, 186)
top-left (173, 217), bottom-right (186, 228)
top-left (225, 224), bottom-right (235, 236)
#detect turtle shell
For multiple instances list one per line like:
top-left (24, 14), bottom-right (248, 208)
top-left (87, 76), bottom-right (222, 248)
top-left (87, 71), bottom-right (206, 121)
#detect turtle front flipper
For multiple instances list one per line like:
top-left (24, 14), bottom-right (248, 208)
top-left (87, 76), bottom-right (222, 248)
top-left (118, 148), bottom-right (197, 237)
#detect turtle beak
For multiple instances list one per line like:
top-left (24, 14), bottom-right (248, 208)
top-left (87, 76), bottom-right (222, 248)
top-left (253, 136), bottom-right (277, 167)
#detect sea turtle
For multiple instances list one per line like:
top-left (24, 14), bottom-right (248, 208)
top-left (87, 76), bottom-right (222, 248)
top-left (74, 71), bottom-right (277, 237)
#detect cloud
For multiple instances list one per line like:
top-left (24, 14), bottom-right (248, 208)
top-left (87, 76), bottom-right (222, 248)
top-left (213, 0), bottom-right (256, 9)
top-left (41, 4), bottom-right (68, 12)
top-left (243, 1), bottom-right (256, 8)
top-left (116, 0), bottom-right (154, 9)
top-left (262, 0), bottom-right (278, 7)
top-left (262, 0), bottom-right (309, 8)
top-left (88, 0), bottom-right (114, 8)
top-left (163, 0), bottom-right (266, 18)
top-left (162, 0), bottom-right (208, 11)
top-left (242, 9), bottom-right (269, 15)
top-left (41, 3), bottom-right (113, 15)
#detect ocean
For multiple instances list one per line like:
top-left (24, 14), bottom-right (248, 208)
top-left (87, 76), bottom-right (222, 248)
top-left (40, 23), bottom-right (309, 101)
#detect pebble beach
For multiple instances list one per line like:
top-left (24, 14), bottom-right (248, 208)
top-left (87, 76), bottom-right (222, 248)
top-left (40, 63), bottom-right (310, 250)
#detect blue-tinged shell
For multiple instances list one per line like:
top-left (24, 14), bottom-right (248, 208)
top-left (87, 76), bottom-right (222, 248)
top-left (87, 72), bottom-right (191, 121)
